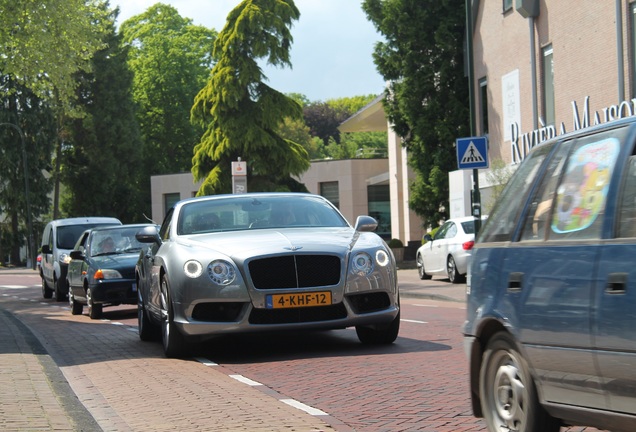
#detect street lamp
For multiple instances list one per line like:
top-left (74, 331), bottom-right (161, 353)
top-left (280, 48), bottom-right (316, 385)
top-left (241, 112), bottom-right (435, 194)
top-left (0, 122), bottom-right (35, 270)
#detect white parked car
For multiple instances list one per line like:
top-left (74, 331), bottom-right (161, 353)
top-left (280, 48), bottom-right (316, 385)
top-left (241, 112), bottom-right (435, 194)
top-left (416, 216), bottom-right (485, 283)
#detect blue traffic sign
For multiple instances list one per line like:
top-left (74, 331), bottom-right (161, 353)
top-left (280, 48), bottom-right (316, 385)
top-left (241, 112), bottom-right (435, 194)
top-left (456, 136), bottom-right (489, 170)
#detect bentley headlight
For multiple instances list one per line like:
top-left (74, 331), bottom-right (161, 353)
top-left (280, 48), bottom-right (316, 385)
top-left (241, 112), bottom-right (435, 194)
top-left (351, 252), bottom-right (373, 276)
top-left (207, 260), bottom-right (236, 285)
top-left (184, 260), bottom-right (203, 278)
top-left (375, 250), bottom-right (389, 267)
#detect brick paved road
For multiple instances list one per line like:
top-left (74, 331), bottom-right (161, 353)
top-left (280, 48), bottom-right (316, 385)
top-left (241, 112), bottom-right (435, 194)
top-left (0, 270), bottom-right (606, 431)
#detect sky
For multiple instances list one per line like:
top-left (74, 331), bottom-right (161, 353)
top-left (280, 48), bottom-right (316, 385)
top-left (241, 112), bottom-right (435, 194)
top-left (109, 0), bottom-right (387, 102)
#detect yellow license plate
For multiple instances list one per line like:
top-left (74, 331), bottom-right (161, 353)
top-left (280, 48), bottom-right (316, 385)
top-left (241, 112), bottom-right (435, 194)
top-left (266, 291), bottom-right (332, 309)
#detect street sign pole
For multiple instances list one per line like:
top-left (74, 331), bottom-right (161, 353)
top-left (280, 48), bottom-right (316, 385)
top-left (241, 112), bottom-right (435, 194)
top-left (231, 158), bottom-right (247, 194)
top-left (456, 136), bottom-right (488, 232)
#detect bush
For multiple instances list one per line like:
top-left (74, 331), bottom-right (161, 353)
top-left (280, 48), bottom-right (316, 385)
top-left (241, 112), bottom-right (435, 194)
top-left (387, 238), bottom-right (404, 248)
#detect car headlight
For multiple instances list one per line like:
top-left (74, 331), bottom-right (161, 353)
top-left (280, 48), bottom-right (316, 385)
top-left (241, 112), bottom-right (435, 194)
top-left (60, 253), bottom-right (72, 265)
top-left (94, 269), bottom-right (122, 280)
top-left (184, 260), bottom-right (203, 278)
top-left (207, 260), bottom-right (236, 285)
top-left (351, 252), bottom-right (374, 276)
top-left (375, 250), bottom-right (389, 267)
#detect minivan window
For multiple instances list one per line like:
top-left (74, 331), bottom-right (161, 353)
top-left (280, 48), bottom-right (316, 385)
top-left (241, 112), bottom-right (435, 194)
top-left (617, 154), bottom-right (636, 237)
top-left (548, 132), bottom-right (622, 240)
top-left (478, 142), bottom-right (555, 243)
top-left (520, 141), bottom-right (572, 241)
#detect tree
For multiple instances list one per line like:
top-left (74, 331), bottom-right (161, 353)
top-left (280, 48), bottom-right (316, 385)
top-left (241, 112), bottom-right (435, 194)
top-left (0, 0), bottom-right (109, 107)
top-left (191, 0), bottom-right (309, 194)
top-left (120, 4), bottom-right (217, 208)
top-left (60, 7), bottom-right (144, 223)
top-left (0, 76), bottom-right (55, 264)
top-left (362, 0), bottom-right (469, 225)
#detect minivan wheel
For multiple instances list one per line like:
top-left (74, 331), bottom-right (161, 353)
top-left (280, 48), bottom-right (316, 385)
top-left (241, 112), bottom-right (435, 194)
top-left (447, 255), bottom-right (464, 284)
top-left (54, 278), bottom-right (67, 302)
top-left (416, 254), bottom-right (432, 280)
top-left (42, 278), bottom-right (53, 299)
top-left (480, 332), bottom-right (560, 432)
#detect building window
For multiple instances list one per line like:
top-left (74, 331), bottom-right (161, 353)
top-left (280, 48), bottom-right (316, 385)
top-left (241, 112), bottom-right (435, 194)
top-left (503, 0), bottom-right (513, 12)
top-left (320, 181), bottom-right (339, 209)
top-left (367, 185), bottom-right (390, 239)
top-left (631, 4), bottom-right (636, 98)
top-left (542, 45), bottom-right (555, 126)
top-left (478, 77), bottom-right (489, 135)
top-left (164, 193), bottom-right (180, 215)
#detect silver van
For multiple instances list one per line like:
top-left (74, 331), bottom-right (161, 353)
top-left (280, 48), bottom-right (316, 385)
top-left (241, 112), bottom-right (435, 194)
top-left (40, 217), bottom-right (121, 300)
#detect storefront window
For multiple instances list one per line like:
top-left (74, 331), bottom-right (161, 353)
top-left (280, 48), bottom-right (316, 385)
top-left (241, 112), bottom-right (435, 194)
top-left (542, 45), bottom-right (555, 126)
top-left (320, 181), bottom-right (339, 209)
top-left (368, 185), bottom-right (390, 239)
top-left (164, 193), bottom-right (180, 214)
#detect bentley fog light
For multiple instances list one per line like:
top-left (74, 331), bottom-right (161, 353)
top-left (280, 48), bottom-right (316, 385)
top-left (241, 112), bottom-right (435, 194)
top-left (207, 260), bottom-right (236, 285)
top-left (184, 260), bottom-right (203, 278)
top-left (351, 252), bottom-right (373, 276)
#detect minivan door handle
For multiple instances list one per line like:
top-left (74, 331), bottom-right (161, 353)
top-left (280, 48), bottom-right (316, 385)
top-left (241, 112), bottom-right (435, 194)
top-left (508, 272), bottom-right (524, 293)
top-left (605, 272), bottom-right (628, 294)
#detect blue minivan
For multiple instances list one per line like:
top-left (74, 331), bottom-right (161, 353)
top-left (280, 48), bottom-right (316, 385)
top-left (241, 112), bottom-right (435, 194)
top-left (464, 117), bottom-right (636, 432)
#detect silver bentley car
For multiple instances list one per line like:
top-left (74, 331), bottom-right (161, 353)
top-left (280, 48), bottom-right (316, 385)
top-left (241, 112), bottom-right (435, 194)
top-left (135, 192), bottom-right (400, 358)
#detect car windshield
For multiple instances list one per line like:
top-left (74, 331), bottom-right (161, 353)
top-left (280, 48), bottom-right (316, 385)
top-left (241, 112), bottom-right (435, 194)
top-left (177, 196), bottom-right (349, 235)
top-left (91, 227), bottom-right (147, 257)
top-left (57, 224), bottom-right (114, 249)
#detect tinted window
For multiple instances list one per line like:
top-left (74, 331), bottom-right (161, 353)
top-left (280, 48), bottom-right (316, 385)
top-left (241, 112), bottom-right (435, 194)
top-left (478, 142), bottom-right (555, 243)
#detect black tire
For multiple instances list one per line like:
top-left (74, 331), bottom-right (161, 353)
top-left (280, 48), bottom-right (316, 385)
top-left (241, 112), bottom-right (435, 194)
top-left (42, 278), bottom-right (53, 299)
top-left (54, 277), bottom-right (67, 302)
top-left (356, 310), bottom-right (400, 345)
top-left (68, 287), bottom-right (83, 315)
top-left (479, 332), bottom-right (560, 432)
top-left (447, 255), bottom-right (465, 284)
top-left (138, 290), bottom-right (159, 342)
top-left (87, 288), bottom-right (102, 319)
top-left (160, 276), bottom-right (187, 358)
top-left (416, 254), bottom-right (432, 280)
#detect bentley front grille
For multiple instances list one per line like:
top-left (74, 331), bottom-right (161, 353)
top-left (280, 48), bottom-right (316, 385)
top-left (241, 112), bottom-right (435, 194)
top-left (248, 255), bottom-right (341, 289)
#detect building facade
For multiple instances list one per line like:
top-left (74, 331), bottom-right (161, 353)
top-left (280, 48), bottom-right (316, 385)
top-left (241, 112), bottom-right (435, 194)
top-left (469, 0), bottom-right (635, 178)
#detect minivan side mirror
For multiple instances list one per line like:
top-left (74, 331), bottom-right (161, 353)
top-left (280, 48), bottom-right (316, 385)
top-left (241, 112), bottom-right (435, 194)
top-left (135, 226), bottom-right (162, 245)
top-left (424, 234), bottom-right (433, 242)
top-left (41, 245), bottom-right (51, 254)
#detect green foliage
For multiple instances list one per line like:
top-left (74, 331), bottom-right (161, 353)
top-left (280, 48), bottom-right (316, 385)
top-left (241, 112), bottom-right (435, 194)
top-left (326, 94), bottom-right (378, 116)
top-left (0, 0), bottom-right (110, 109)
top-left (190, 0), bottom-right (310, 195)
top-left (61, 8), bottom-right (143, 222)
top-left (362, 0), bottom-right (469, 225)
top-left (484, 159), bottom-right (514, 214)
top-left (0, 75), bottom-right (56, 263)
top-left (387, 238), bottom-right (403, 248)
top-left (120, 4), bottom-right (217, 203)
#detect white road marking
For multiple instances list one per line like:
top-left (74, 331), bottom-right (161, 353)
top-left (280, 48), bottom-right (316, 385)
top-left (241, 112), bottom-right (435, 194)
top-left (412, 304), bottom-right (439, 307)
top-left (280, 399), bottom-right (328, 416)
top-left (230, 374), bottom-right (263, 386)
top-left (0, 285), bottom-right (27, 289)
top-left (401, 319), bottom-right (427, 324)
top-left (194, 357), bottom-right (218, 367)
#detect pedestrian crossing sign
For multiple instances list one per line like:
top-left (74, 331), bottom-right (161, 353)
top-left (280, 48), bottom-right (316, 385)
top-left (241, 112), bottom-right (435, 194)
top-left (456, 136), bottom-right (489, 170)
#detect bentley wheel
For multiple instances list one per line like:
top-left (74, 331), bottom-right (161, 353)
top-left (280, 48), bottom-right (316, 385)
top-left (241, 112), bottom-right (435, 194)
top-left (356, 310), bottom-right (400, 345)
top-left (87, 288), bottom-right (102, 319)
top-left (480, 332), bottom-right (560, 432)
top-left (42, 278), bottom-right (53, 299)
top-left (160, 276), bottom-right (187, 358)
top-left (417, 254), bottom-right (432, 280)
top-left (138, 290), bottom-right (158, 341)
